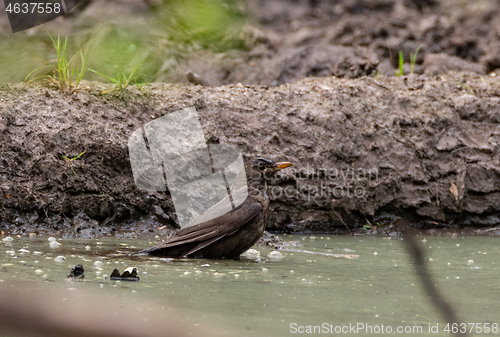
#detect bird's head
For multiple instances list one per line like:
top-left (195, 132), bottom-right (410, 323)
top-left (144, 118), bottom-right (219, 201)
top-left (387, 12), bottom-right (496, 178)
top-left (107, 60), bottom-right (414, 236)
top-left (247, 158), bottom-right (293, 192)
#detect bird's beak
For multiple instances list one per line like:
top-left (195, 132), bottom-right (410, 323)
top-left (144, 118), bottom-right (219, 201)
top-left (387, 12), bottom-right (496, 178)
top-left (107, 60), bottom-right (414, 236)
top-left (275, 162), bottom-right (293, 170)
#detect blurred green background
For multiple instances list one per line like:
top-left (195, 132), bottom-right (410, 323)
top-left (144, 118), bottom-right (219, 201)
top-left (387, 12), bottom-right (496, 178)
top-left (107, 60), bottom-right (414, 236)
top-left (0, 0), bottom-right (248, 85)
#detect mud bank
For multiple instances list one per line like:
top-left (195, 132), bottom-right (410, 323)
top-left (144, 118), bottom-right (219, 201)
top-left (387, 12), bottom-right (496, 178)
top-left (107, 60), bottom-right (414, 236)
top-left (0, 73), bottom-right (499, 236)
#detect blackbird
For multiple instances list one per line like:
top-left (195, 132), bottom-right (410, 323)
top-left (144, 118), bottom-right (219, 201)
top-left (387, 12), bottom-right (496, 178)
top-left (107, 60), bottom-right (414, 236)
top-left (135, 158), bottom-right (292, 259)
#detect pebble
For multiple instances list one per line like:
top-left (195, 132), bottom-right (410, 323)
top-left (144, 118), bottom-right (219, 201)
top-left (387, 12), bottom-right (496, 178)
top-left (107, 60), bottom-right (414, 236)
top-left (35, 269), bottom-right (44, 275)
top-left (85, 246), bottom-right (91, 250)
top-left (48, 237), bottom-right (57, 242)
top-left (6, 250), bottom-right (15, 255)
top-left (2, 237), bottom-right (13, 242)
top-left (18, 248), bottom-right (30, 253)
top-left (468, 260), bottom-right (474, 263)
top-left (54, 256), bottom-right (66, 262)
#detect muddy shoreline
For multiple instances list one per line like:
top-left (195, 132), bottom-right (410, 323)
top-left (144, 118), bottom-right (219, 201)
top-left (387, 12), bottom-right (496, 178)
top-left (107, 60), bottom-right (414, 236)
top-left (1, 73), bottom-right (499, 237)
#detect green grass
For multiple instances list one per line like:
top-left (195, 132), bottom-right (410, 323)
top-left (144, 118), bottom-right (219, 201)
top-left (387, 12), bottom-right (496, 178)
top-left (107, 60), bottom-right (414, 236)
top-left (89, 65), bottom-right (140, 93)
top-left (454, 81), bottom-right (474, 95)
top-left (395, 45), bottom-right (423, 77)
top-left (410, 45), bottom-right (422, 74)
top-left (25, 32), bottom-right (87, 92)
top-left (62, 151), bottom-right (86, 178)
top-left (395, 50), bottom-right (404, 77)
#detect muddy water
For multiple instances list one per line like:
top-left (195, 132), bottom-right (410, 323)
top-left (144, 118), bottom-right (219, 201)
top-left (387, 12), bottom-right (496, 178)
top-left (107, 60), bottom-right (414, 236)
top-left (1, 235), bottom-right (499, 336)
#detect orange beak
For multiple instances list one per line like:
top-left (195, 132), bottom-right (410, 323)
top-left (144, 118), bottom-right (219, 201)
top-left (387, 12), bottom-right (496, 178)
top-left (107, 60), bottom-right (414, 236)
top-left (275, 162), bottom-right (293, 170)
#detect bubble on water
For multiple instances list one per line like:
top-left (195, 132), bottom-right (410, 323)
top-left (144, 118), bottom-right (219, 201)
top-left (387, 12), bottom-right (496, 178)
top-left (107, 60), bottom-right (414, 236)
top-left (290, 270), bottom-right (294, 274)
top-left (241, 249), bottom-right (261, 261)
top-left (468, 260), bottom-right (474, 263)
top-left (268, 251), bottom-right (282, 259)
top-left (54, 256), bottom-right (66, 262)
top-left (93, 261), bottom-right (103, 268)
top-left (234, 274), bottom-right (240, 278)
top-left (33, 251), bottom-right (42, 255)
top-left (6, 251), bottom-right (15, 255)
top-left (18, 248), bottom-right (29, 254)
top-left (373, 252), bottom-right (378, 255)
top-left (48, 237), bottom-right (57, 242)
top-left (35, 269), bottom-right (44, 275)
top-left (2, 237), bottom-right (13, 242)
top-left (183, 271), bottom-right (191, 275)
top-left (50, 241), bottom-right (60, 248)
top-left (262, 268), bottom-right (268, 272)
top-left (195, 270), bottom-right (202, 274)
top-left (85, 246), bottom-right (91, 251)
top-left (309, 236), bottom-right (316, 240)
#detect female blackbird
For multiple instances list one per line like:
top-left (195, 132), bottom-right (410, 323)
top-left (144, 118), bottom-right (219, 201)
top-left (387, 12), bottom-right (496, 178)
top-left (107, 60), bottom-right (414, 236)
top-left (135, 158), bottom-right (292, 259)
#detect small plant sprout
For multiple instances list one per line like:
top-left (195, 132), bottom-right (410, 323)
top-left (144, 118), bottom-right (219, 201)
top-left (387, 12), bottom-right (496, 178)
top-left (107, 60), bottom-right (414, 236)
top-left (454, 81), bottom-right (474, 95)
top-left (62, 150), bottom-right (86, 178)
top-left (89, 65), bottom-right (140, 93)
top-left (25, 31), bottom-right (88, 92)
top-left (89, 46), bottom-right (144, 93)
top-left (410, 45), bottom-right (422, 74)
top-left (395, 50), bottom-right (404, 77)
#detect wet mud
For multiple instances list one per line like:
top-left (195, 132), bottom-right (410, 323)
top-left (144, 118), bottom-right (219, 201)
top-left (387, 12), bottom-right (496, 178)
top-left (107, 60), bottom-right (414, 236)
top-left (0, 73), bottom-right (499, 236)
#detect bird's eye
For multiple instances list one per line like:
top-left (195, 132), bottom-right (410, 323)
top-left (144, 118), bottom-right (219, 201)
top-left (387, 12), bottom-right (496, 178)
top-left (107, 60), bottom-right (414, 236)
top-left (258, 164), bottom-right (266, 171)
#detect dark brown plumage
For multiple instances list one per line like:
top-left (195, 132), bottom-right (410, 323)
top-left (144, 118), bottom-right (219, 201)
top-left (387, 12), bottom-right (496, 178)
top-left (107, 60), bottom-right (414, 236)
top-left (135, 158), bottom-right (292, 259)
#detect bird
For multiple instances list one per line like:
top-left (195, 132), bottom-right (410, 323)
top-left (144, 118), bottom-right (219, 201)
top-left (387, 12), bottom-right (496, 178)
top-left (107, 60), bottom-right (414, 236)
top-left (134, 158), bottom-right (293, 259)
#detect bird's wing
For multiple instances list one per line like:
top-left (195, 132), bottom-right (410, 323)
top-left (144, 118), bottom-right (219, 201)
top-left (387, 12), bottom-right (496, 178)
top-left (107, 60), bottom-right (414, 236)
top-left (136, 196), bottom-right (262, 255)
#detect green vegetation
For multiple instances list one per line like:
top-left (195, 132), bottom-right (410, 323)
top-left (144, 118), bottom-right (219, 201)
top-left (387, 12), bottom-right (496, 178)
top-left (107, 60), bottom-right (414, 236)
top-left (62, 151), bottom-right (86, 178)
top-left (25, 32), bottom-right (87, 92)
top-left (410, 45), bottom-right (422, 74)
top-left (89, 66), bottom-right (139, 93)
top-left (454, 81), bottom-right (474, 95)
top-left (395, 50), bottom-right (404, 77)
top-left (154, 0), bottom-right (246, 49)
top-left (395, 44), bottom-right (423, 77)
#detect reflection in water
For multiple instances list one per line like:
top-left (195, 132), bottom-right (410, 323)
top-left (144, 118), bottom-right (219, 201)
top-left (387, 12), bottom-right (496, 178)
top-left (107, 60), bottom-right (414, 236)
top-left (0, 235), bottom-right (498, 336)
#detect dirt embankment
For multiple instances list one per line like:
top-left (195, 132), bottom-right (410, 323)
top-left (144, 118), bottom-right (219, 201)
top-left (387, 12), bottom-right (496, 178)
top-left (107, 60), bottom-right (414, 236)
top-left (1, 73), bottom-right (499, 236)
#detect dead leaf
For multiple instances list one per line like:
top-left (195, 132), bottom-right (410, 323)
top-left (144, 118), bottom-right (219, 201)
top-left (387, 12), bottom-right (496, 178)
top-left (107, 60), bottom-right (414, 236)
top-left (450, 182), bottom-right (459, 201)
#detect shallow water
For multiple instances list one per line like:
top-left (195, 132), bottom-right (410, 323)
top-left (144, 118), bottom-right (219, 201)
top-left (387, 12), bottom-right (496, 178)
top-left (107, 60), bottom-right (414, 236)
top-left (1, 234), bottom-right (499, 336)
